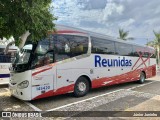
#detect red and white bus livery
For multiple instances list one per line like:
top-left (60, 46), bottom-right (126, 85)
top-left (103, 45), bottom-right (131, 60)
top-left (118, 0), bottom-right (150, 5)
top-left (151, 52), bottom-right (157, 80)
top-left (9, 25), bottom-right (156, 100)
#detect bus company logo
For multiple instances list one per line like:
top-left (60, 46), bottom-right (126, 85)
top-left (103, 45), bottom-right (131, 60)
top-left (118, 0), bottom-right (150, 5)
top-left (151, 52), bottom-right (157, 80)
top-left (94, 55), bottom-right (132, 67)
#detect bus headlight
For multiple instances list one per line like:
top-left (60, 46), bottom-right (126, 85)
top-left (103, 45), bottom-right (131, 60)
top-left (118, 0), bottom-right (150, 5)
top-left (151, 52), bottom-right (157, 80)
top-left (18, 80), bottom-right (29, 89)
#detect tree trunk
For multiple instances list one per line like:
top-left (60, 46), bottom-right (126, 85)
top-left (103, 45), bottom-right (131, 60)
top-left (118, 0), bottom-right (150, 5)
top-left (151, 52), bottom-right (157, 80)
top-left (18, 31), bottom-right (30, 49)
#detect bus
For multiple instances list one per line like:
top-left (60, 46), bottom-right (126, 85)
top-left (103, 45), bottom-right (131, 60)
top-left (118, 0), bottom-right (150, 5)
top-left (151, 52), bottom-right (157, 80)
top-left (9, 25), bottom-right (156, 100)
top-left (0, 45), bottom-right (18, 84)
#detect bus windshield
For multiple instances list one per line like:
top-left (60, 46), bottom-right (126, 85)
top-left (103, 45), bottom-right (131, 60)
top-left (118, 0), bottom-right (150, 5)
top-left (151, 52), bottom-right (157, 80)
top-left (14, 44), bottom-right (33, 64)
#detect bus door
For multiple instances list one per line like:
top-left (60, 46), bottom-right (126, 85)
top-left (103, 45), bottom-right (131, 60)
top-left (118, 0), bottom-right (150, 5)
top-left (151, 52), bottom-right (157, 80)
top-left (31, 51), bottom-right (55, 99)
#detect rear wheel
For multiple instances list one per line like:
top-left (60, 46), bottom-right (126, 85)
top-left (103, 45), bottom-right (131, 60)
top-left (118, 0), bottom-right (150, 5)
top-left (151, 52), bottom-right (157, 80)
top-left (138, 72), bottom-right (146, 84)
top-left (74, 77), bottom-right (90, 97)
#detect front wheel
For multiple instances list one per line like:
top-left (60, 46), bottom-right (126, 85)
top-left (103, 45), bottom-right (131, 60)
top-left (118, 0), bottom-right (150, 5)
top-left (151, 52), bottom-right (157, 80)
top-left (74, 77), bottom-right (90, 97)
top-left (138, 72), bottom-right (146, 84)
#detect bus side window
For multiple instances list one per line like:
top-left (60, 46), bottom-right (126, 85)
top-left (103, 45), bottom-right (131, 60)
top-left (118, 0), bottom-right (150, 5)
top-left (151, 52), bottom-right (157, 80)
top-left (132, 46), bottom-right (145, 57)
top-left (143, 47), bottom-right (149, 58)
top-left (91, 37), bottom-right (115, 54)
top-left (0, 55), bottom-right (2, 62)
top-left (44, 51), bottom-right (54, 65)
top-left (132, 46), bottom-right (138, 57)
top-left (115, 42), bottom-right (133, 56)
top-left (55, 35), bottom-right (88, 62)
top-left (33, 51), bottom-right (54, 68)
top-left (0, 54), bottom-right (11, 63)
top-left (150, 49), bottom-right (156, 58)
top-left (43, 56), bottom-right (50, 65)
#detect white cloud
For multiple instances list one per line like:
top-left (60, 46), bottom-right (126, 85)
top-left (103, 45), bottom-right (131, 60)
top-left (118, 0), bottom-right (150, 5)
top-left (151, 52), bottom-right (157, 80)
top-left (119, 18), bottom-right (135, 28)
top-left (52, 0), bottom-right (160, 45)
top-left (52, 0), bottom-right (124, 24)
top-left (101, 2), bottom-right (124, 23)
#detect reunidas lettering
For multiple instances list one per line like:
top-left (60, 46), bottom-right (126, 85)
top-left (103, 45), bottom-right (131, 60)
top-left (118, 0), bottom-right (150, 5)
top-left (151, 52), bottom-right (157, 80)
top-left (95, 55), bottom-right (132, 67)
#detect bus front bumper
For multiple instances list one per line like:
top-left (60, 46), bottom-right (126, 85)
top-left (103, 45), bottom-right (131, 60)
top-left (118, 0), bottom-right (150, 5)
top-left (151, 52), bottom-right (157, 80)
top-left (9, 83), bottom-right (31, 101)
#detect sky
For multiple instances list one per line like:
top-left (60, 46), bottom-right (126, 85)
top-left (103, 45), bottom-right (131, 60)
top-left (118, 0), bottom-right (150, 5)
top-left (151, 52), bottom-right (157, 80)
top-left (51, 0), bottom-right (160, 45)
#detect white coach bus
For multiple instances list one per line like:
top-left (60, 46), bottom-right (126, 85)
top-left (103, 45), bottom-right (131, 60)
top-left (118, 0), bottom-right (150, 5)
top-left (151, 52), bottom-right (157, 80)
top-left (0, 45), bottom-right (18, 84)
top-left (9, 25), bottom-right (156, 100)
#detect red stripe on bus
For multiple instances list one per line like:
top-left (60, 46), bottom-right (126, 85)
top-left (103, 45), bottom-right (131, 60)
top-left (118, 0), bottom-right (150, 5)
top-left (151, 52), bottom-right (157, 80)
top-left (92, 69), bottom-right (140, 89)
top-left (132, 50), bottom-right (153, 70)
top-left (32, 67), bottom-right (52, 76)
top-left (33, 90), bottom-right (53, 100)
top-left (92, 64), bottom-right (156, 88)
top-left (32, 64), bottom-right (156, 100)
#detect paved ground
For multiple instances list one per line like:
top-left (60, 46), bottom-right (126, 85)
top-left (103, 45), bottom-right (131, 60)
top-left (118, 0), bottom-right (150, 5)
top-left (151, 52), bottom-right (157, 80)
top-left (0, 71), bottom-right (159, 120)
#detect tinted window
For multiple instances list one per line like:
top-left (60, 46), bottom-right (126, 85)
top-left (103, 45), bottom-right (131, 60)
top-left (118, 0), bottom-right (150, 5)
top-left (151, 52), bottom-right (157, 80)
top-left (150, 53), bottom-right (156, 58)
top-left (91, 37), bottom-right (115, 54)
top-left (32, 37), bottom-right (54, 68)
top-left (132, 46), bottom-right (149, 57)
top-left (55, 35), bottom-right (88, 61)
top-left (150, 48), bottom-right (156, 58)
top-left (32, 35), bottom-right (88, 68)
top-left (132, 46), bottom-right (142, 57)
top-left (0, 48), bottom-right (4, 54)
top-left (115, 42), bottom-right (133, 56)
top-left (0, 48), bottom-right (16, 63)
top-left (143, 47), bottom-right (149, 58)
top-left (36, 39), bottom-right (51, 54)
top-left (0, 55), bottom-right (11, 63)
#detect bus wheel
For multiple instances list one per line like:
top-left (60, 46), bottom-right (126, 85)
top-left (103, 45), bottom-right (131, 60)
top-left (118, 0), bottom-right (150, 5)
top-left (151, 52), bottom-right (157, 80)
top-left (74, 77), bottom-right (90, 97)
top-left (138, 72), bottom-right (146, 84)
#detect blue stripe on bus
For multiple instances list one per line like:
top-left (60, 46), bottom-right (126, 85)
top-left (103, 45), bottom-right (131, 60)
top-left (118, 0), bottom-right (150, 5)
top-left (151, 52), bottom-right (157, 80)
top-left (0, 74), bottom-right (10, 78)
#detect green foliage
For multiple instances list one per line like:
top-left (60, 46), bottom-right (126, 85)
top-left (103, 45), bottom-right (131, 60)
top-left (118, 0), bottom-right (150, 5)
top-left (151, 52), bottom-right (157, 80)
top-left (146, 41), bottom-right (156, 48)
top-left (118, 28), bottom-right (134, 41)
top-left (153, 31), bottom-right (160, 47)
top-left (147, 30), bottom-right (160, 64)
top-left (147, 31), bottom-right (160, 49)
top-left (0, 0), bottom-right (56, 43)
top-left (118, 28), bottom-right (128, 40)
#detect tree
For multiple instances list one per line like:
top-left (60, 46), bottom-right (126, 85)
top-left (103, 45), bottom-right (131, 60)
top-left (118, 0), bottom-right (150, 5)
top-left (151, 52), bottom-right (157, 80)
top-left (0, 0), bottom-right (56, 45)
top-left (118, 28), bottom-right (134, 40)
top-left (147, 30), bottom-right (160, 64)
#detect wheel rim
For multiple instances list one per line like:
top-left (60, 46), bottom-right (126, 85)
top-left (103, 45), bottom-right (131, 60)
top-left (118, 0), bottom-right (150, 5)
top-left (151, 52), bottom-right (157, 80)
top-left (78, 82), bottom-right (86, 92)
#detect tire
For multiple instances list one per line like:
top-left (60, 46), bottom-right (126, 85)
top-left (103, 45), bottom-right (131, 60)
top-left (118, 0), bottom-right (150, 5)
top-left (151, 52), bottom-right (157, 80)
top-left (138, 72), bottom-right (146, 84)
top-left (74, 77), bottom-right (90, 97)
